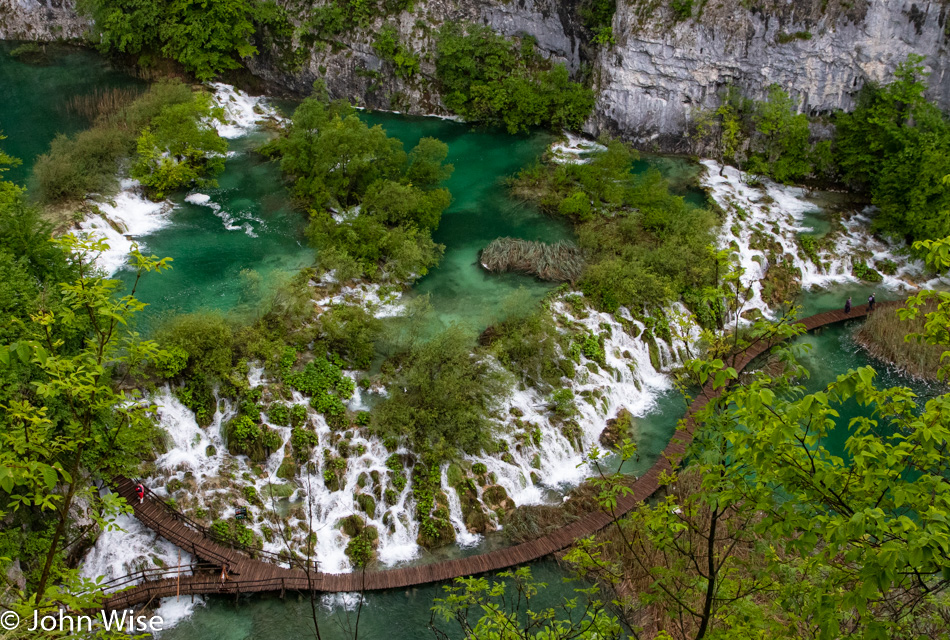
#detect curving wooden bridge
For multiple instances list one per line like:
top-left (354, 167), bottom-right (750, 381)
top-left (100, 302), bottom-right (883, 610)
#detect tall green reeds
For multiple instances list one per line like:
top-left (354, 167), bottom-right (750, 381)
top-left (855, 301), bottom-right (948, 381)
top-left (480, 237), bottom-right (584, 283)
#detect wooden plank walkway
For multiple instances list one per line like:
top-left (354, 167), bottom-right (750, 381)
top-left (101, 301), bottom-right (883, 609)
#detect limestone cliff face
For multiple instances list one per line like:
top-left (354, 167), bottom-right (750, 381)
top-left (591, 0), bottom-right (950, 150)
top-left (245, 0), bottom-right (589, 117)
top-left (2, 0), bottom-right (949, 150)
top-left (0, 0), bottom-right (86, 41)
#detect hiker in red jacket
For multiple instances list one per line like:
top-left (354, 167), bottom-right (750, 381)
top-left (134, 483), bottom-right (145, 504)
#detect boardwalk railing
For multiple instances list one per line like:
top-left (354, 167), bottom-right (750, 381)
top-left (101, 302), bottom-right (882, 608)
top-left (113, 478), bottom-right (318, 573)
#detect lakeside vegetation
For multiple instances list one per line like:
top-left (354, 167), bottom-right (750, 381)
top-left (509, 139), bottom-right (719, 317)
top-left (32, 79), bottom-right (228, 206)
top-left (856, 300), bottom-right (950, 381)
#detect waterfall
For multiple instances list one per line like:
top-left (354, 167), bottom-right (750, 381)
top-left (702, 160), bottom-right (925, 319)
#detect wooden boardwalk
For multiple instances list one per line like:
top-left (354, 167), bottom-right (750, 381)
top-left (101, 302), bottom-right (882, 609)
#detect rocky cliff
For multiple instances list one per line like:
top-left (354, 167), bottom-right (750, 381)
top-left (592, 0), bottom-right (950, 150)
top-left (2, 0), bottom-right (948, 151)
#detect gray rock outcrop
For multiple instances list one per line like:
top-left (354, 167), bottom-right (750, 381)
top-left (1, 0), bottom-right (948, 150)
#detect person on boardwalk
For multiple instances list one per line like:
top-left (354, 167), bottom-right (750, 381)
top-left (868, 293), bottom-right (876, 311)
top-left (845, 297), bottom-right (852, 314)
top-left (134, 483), bottom-right (145, 504)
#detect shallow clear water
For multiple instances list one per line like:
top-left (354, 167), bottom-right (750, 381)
top-left (112, 131), bottom-right (314, 327)
top-left (0, 41), bottom-right (144, 183)
top-left (157, 559), bottom-right (589, 640)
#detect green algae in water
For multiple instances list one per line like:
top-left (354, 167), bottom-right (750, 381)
top-left (0, 41), bottom-right (144, 183)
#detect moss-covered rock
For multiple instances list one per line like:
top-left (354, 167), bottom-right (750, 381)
top-left (599, 408), bottom-right (636, 450)
top-left (446, 463), bottom-right (465, 488)
top-left (482, 484), bottom-right (516, 515)
top-left (339, 514), bottom-right (366, 538)
top-left (355, 493), bottom-right (376, 516)
top-left (276, 456), bottom-right (296, 480)
top-left (344, 523), bottom-right (379, 567)
top-left (417, 514), bottom-right (456, 549)
top-left (205, 445), bottom-right (217, 457)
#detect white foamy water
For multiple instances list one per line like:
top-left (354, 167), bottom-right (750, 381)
top-left (208, 82), bottom-right (279, 139)
top-left (314, 281), bottom-right (405, 318)
top-left (79, 180), bottom-right (173, 274)
top-left (703, 160), bottom-right (925, 319)
top-left (549, 133), bottom-right (607, 164)
top-left (184, 191), bottom-right (262, 238)
top-left (80, 511), bottom-right (193, 585)
top-left (154, 596), bottom-right (205, 634)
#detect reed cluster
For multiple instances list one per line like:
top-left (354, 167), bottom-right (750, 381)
top-left (63, 87), bottom-right (145, 120)
top-left (855, 300), bottom-right (948, 381)
top-left (480, 237), bottom-right (584, 283)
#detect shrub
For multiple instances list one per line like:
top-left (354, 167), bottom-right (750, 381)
top-left (267, 403), bottom-right (290, 426)
top-left (156, 312), bottom-right (234, 380)
top-left (130, 91), bottom-right (227, 199)
top-left (670, 0), bottom-right (693, 20)
top-left (317, 305), bottom-right (383, 369)
top-left (374, 326), bottom-right (509, 460)
top-left (435, 22), bottom-right (595, 133)
top-left (291, 426), bottom-right (319, 462)
top-left (289, 404), bottom-right (308, 428)
top-left (31, 127), bottom-right (132, 204)
top-left (852, 260), bottom-right (883, 283)
top-left (373, 24), bottom-right (420, 78)
top-left (550, 389), bottom-right (576, 418)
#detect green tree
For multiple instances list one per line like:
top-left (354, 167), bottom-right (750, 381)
top-left (0, 233), bottom-right (171, 604)
top-left (835, 55), bottom-right (950, 242)
top-left (81, 0), bottom-right (290, 80)
top-left (430, 567), bottom-right (624, 639)
top-left (131, 90), bottom-right (228, 198)
top-left (746, 85), bottom-right (813, 183)
top-left (265, 90), bottom-right (454, 282)
top-left (435, 22), bottom-right (595, 133)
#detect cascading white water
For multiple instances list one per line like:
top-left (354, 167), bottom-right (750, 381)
top-left (76, 82), bottom-right (276, 274)
top-left (79, 180), bottom-right (173, 275)
top-left (702, 160), bottom-right (925, 319)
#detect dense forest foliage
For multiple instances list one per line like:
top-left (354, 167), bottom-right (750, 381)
top-left (262, 86), bottom-right (454, 282)
top-left (435, 23), bottom-right (595, 134)
top-left (835, 55), bottom-right (950, 243)
top-left (79, 0), bottom-right (295, 80)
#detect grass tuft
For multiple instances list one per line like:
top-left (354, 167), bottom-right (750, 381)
top-left (855, 301), bottom-right (949, 381)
